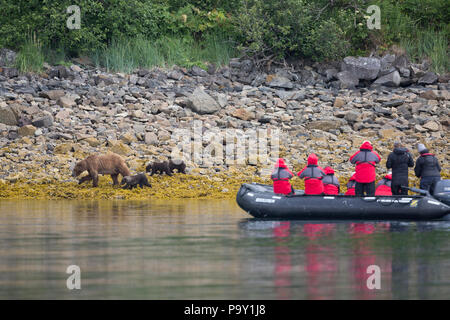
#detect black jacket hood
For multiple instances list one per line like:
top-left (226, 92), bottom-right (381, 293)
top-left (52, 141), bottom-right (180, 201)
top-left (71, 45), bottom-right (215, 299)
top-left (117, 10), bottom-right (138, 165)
top-left (393, 147), bottom-right (408, 155)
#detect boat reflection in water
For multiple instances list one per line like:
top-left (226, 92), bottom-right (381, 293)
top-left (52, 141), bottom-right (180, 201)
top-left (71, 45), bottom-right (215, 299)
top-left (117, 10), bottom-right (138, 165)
top-left (239, 219), bottom-right (450, 299)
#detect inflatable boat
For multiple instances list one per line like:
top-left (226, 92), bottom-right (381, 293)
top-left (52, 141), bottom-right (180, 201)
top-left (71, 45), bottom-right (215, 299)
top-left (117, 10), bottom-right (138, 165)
top-left (236, 180), bottom-right (450, 220)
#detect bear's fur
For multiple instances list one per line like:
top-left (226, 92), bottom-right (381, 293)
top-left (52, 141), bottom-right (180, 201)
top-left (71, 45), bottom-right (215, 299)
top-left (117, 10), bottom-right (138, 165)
top-left (121, 173), bottom-right (151, 189)
top-left (145, 161), bottom-right (172, 176)
top-left (169, 159), bottom-right (186, 174)
top-left (72, 153), bottom-right (131, 187)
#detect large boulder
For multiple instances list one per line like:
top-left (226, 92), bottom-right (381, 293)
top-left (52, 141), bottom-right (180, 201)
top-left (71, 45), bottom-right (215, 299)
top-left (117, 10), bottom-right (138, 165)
top-left (184, 88), bottom-right (221, 115)
top-left (379, 54), bottom-right (396, 77)
top-left (341, 56), bottom-right (381, 80)
top-left (373, 71), bottom-right (401, 87)
top-left (336, 71), bottom-right (359, 88)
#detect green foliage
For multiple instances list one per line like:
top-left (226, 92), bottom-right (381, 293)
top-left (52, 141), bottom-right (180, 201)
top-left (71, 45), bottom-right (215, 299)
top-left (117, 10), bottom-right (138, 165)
top-left (15, 34), bottom-right (44, 73)
top-left (0, 0), bottom-right (173, 55)
top-left (235, 0), bottom-right (356, 61)
top-left (1, 0), bottom-right (448, 72)
top-left (400, 0), bottom-right (449, 29)
top-left (170, 5), bottom-right (234, 40)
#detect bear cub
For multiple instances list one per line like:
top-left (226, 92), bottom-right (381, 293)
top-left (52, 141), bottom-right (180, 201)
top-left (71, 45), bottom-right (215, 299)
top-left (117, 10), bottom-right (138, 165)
top-left (121, 173), bottom-right (151, 189)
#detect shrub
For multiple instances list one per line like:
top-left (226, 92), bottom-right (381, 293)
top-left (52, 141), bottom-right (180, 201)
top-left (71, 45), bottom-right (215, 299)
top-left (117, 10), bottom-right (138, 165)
top-left (235, 0), bottom-right (355, 61)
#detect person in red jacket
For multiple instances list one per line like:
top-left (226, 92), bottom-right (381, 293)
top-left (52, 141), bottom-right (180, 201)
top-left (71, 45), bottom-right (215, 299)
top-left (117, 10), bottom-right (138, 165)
top-left (323, 166), bottom-right (340, 195)
top-left (375, 173), bottom-right (393, 196)
top-left (349, 141), bottom-right (381, 196)
top-left (271, 158), bottom-right (294, 195)
top-left (298, 154), bottom-right (325, 195)
top-left (345, 173), bottom-right (356, 196)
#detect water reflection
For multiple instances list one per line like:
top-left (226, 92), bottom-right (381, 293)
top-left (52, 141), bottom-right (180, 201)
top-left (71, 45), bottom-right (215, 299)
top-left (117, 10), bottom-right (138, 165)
top-left (0, 200), bottom-right (449, 299)
top-left (239, 219), bottom-right (450, 299)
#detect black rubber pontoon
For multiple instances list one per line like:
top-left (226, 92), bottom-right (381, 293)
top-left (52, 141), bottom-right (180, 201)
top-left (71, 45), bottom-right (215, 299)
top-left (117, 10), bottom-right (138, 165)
top-left (236, 182), bottom-right (450, 220)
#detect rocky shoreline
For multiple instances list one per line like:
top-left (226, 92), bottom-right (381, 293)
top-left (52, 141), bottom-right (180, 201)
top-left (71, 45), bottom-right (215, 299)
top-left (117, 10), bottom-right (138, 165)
top-left (0, 49), bottom-right (449, 199)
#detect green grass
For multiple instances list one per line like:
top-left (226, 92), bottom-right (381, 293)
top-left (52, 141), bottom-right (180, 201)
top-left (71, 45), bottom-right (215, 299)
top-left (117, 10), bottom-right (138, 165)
top-left (91, 33), bottom-right (237, 73)
top-left (15, 36), bottom-right (44, 73)
top-left (400, 29), bottom-right (449, 74)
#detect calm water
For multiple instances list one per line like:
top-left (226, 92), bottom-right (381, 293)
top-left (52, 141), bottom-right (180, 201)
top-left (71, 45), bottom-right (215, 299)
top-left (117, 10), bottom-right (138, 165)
top-left (0, 200), bottom-right (449, 300)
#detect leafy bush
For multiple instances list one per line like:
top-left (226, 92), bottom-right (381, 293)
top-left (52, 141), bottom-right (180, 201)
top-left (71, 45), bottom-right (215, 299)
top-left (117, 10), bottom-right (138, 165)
top-left (0, 0), bottom-right (172, 55)
top-left (235, 0), bottom-right (356, 61)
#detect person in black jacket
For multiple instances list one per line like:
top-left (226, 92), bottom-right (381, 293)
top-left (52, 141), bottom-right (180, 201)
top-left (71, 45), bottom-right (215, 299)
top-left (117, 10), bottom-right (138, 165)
top-left (386, 142), bottom-right (414, 195)
top-left (414, 143), bottom-right (441, 192)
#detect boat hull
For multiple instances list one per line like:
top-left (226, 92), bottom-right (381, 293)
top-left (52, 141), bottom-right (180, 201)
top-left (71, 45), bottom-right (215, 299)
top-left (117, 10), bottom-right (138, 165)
top-left (236, 183), bottom-right (450, 220)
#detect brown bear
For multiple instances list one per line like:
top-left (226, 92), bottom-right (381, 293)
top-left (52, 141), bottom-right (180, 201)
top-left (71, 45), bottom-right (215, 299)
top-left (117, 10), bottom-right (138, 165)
top-left (169, 159), bottom-right (186, 174)
top-left (121, 173), bottom-right (151, 189)
top-left (145, 161), bottom-right (172, 176)
top-left (72, 153), bottom-right (131, 187)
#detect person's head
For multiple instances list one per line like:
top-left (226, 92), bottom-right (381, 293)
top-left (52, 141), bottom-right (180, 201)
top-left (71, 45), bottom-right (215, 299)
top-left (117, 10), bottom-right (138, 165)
top-left (393, 141), bottom-right (403, 149)
top-left (307, 153), bottom-right (318, 165)
top-left (360, 141), bottom-right (373, 151)
top-left (275, 158), bottom-right (287, 169)
top-left (324, 166), bottom-right (335, 175)
top-left (417, 143), bottom-right (428, 154)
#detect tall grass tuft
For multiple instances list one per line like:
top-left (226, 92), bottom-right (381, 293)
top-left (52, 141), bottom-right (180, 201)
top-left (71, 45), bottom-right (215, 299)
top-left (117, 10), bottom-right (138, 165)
top-left (15, 33), bottom-right (44, 73)
top-left (401, 29), bottom-right (449, 74)
top-left (91, 34), bottom-right (237, 73)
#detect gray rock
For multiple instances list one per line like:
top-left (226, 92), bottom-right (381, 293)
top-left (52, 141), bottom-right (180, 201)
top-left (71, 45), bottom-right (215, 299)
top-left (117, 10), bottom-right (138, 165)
top-left (229, 59), bottom-right (241, 69)
top-left (379, 54), bottom-right (396, 77)
top-left (266, 75), bottom-right (294, 89)
top-left (184, 87), bottom-right (221, 115)
top-left (336, 71), bottom-right (359, 88)
top-left (373, 105), bottom-right (392, 116)
top-left (240, 60), bottom-right (253, 73)
top-left (344, 111), bottom-right (359, 123)
top-left (190, 66), bottom-right (208, 77)
top-left (40, 90), bottom-right (65, 100)
top-left (1, 67), bottom-right (18, 78)
top-left (57, 95), bottom-right (76, 108)
top-left (32, 115), bottom-right (53, 128)
top-left (382, 99), bottom-right (404, 108)
top-left (307, 119), bottom-right (346, 131)
top-left (94, 74), bottom-right (116, 85)
top-left (341, 56), bottom-right (381, 80)
top-left (418, 72), bottom-right (438, 85)
top-left (398, 67), bottom-right (410, 78)
top-left (373, 71), bottom-right (401, 87)
top-left (0, 106), bottom-right (18, 125)
top-left (0, 48), bottom-right (17, 66)
top-left (325, 68), bottom-right (338, 82)
top-left (168, 70), bottom-right (184, 81)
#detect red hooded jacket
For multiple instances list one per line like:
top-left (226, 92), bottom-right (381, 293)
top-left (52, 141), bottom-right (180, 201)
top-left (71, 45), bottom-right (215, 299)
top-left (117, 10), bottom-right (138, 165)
top-left (345, 174), bottom-right (356, 196)
top-left (271, 158), bottom-right (294, 195)
top-left (349, 141), bottom-right (381, 183)
top-left (375, 174), bottom-right (392, 196)
top-left (298, 154), bottom-right (325, 195)
top-left (322, 166), bottom-right (340, 195)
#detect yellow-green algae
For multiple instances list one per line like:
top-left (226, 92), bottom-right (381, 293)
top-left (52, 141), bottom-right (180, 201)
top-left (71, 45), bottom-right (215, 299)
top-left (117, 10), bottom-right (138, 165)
top-left (1, 170), bottom-right (448, 200)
